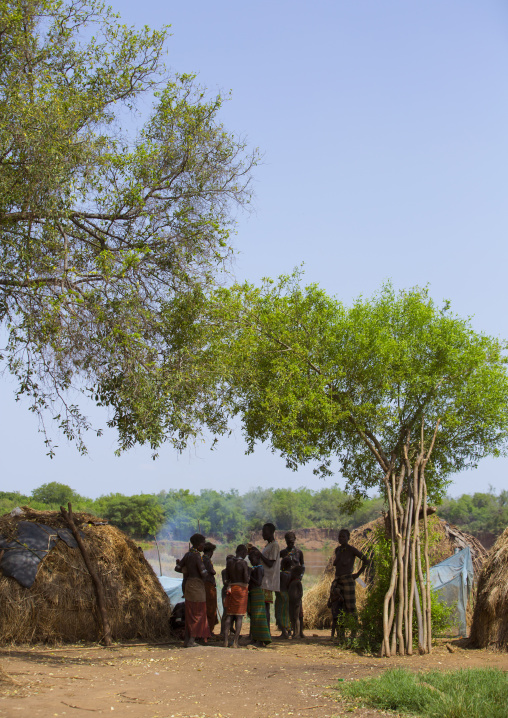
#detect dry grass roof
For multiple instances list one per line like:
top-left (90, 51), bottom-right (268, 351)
top-left (0, 507), bottom-right (172, 644)
top-left (469, 527), bottom-right (508, 651)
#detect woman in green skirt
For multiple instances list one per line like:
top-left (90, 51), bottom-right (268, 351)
top-left (248, 549), bottom-right (272, 645)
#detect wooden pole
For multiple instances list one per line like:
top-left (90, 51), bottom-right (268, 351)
top-left (60, 503), bottom-right (112, 646)
top-left (154, 534), bottom-right (163, 576)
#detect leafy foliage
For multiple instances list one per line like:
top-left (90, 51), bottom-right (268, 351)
top-left (0, 0), bottom-right (257, 454)
top-left (30, 481), bottom-right (87, 506)
top-left (209, 275), bottom-right (508, 505)
top-left (93, 494), bottom-right (164, 537)
top-left (439, 490), bottom-right (508, 538)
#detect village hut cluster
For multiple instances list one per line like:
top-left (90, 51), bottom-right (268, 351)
top-left (0, 504), bottom-right (506, 653)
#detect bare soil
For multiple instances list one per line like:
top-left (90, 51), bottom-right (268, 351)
top-left (0, 630), bottom-right (507, 718)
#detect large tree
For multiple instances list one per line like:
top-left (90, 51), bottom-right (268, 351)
top-left (209, 275), bottom-right (508, 655)
top-left (0, 0), bottom-right (257, 454)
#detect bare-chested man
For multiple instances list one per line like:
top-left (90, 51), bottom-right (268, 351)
top-left (175, 533), bottom-right (211, 647)
top-left (332, 528), bottom-right (369, 640)
top-left (223, 544), bottom-right (250, 648)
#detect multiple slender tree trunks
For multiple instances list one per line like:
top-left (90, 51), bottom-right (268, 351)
top-left (378, 419), bottom-right (440, 657)
top-left (60, 502), bottom-right (112, 646)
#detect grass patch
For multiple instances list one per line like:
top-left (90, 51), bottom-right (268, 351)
top-left (338, 668), bottom-right (508, 718)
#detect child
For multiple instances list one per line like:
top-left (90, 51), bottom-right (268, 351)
top-left (247, 548), bottom-right (271, 645)
top-left (275, 556), bottom-right (292, 638)
top-left (223, 545), bottom-right (250, 648)
top-left (327, 578), bottom-right (345, 640)
top-left (288, 564), bottom-right (304, 639)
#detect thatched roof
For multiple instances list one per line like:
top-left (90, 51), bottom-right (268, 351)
top-left (303, 513), bottom-right (489, 630)
top-left (469, 527), bottom-right (508, 651)
top-left (0, 507), bottom-right (172, 644)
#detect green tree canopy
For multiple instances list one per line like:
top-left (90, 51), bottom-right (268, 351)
top-left (30, 481), bottom-right (86, 506)
top-left (211, 276), bottom-right (508, 503)
top-left (0, 0), bottom-right (257, 454)
top-left (208, 275), bottom-right (508, 654)
top-left (95, 493), bottom-right (164, 537)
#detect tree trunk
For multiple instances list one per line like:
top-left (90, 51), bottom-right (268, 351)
top-left (60, 503), bottom-right (112, 646)
top-left (422, 477), bottom-right (432, 653)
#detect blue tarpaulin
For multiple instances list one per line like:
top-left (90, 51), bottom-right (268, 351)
top-left (429, 546), bottom-right (473, 636)
top-left (158, 575), bottom-right (184, 606)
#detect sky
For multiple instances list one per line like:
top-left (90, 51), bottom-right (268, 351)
top-left (2, 0), bottom-right (508, 499)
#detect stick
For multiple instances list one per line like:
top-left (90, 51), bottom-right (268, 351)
top-left (300, 705), bottom-right (327, 711)
top-left (61, 702), bottom-right (98, 712)
top-left (153, 534), bottom-right (163, 576)
top-left (60, 503), bottom-right (112, 647)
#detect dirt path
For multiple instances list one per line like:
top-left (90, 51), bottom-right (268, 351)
top-left (1, 631), bottom-right (507, 718)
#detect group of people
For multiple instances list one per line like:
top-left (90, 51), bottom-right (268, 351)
top-left (174, 524), bottom-right (369, 648)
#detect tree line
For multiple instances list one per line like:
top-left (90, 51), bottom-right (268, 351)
top-left (1, 481), bottom-right (506, 542)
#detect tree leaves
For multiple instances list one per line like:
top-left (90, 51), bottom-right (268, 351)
top-left (0, 0), bottom-right (258, 453)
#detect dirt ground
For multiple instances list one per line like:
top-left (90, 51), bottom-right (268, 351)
top-left (1, 629), bottom-right (507, 718)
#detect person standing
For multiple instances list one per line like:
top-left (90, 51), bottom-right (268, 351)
top-left (202, 542), bottom-right (218, 636)
top-left (259, 523), bottom-right (280, 634)
top-left (247, 548), bottom-right (271, 645)
top-left (275, 556), bottom-right (292, 638)
top-left (223, 544), bottom-right (250, 648)
top-left (175, 533), bottom-right (211, 647)
top-left (332, 528), bottom-right (369, 640)
top-left (280, 531), bottom-right (306, 637)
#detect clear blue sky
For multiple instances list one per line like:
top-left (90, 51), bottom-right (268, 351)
top-left (3, 0), bottom-right (508, 499)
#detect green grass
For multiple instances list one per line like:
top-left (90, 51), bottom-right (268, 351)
top-left (338, 668), bottom-right (508, 718)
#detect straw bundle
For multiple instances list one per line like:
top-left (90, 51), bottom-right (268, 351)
top-left (469, 527), bottom-right (508, 651)
top-left (0, 508), bottom-right (172, 644)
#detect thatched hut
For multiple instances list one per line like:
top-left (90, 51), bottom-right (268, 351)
top-left (469, 527), bottom-right (508, 651)
top-left (303, 514), bottom-right (488, 629)
top-left (0, 507), bottom-right (172, 644)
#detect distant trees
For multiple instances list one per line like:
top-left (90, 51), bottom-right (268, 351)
top-left (439, 490), bottom-right (508, 537)
top-left (1, 483), bottom-right (505, 541)
top-left (94, 494), bottom-right (164, 537)
top-left (31, 482), bottom-right (86, 507)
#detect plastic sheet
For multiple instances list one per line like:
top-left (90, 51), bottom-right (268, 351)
top-left (0, 521), bottom-right (80, 588)
top-left (429, 546), bottom-right (473, 636)
top-left (158, 575), bottom-right (184, 606)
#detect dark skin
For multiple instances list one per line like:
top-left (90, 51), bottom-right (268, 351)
top-left (247, 526), bottom-right (277, 633)
top-left (288, 566), bottom-right (304, 639)
top-left (247, 550), bottom-right (268, 647)
top-left (202, 547), bottom-right (217, 584)
top-left (332, 531), bottom-right (370, 643)
top-left (223, 547), bottom-right (250, 648)
top-left (281, 532), bottom-right (306, 637)
top-left (261, 525), bottom-right (276, 631)
top-left (175, 539), bottom-right (207, 648)
top-left (333, 530), bottom-right (369, 579)
top-left (281, 533), bottom-right (305, 568)
top-left (278, 559), bottom-right (291, 639)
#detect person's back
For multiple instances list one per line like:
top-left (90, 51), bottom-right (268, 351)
top-left (223, 545), bottom-right (250, 648)
top-left (226, 555), bottom-right (250, 585)
top-left (175, 533), bottom-right (211, 648)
